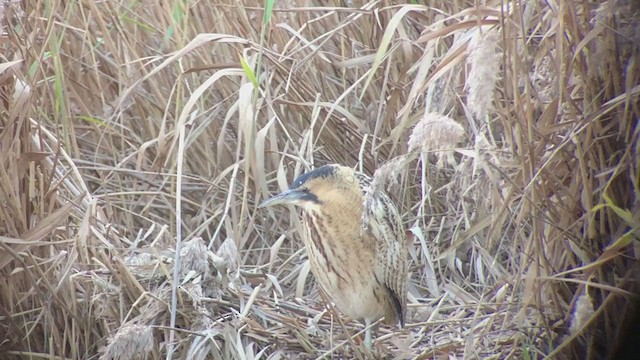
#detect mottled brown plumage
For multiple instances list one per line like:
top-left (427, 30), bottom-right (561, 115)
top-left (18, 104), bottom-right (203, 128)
top-left (259, 164), bottom-right (408, 348)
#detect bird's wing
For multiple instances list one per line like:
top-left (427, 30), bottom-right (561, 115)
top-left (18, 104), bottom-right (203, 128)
top-left (363, 191), bottom-right (408, 326)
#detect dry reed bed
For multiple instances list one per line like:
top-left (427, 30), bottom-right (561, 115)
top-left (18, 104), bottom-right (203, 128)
top-left (0, 0), bottom-right (638, 359)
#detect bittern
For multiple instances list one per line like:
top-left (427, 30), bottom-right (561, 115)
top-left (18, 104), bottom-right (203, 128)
top-left (259, 164), bottom-right (408, 349)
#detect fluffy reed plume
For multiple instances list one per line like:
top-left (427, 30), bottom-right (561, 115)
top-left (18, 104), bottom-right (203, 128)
top-left (178, 237), bottom-right (209, 277)
top-left (408, 113), bottom-right (465, 153)
top-left (466, 29), bottom-right (501, 119)
top-left (101, 324), bottom-right (153, 360)
top-left (407, 112), bottom-right (465, 166)
top-left (569, 293), bottom-right (595, 335)
top-left (370, 157), bottom-right (405, 193)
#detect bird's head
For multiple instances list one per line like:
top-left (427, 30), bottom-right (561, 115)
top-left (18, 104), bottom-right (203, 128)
top-left (258, 164), bottom-right (362, 211)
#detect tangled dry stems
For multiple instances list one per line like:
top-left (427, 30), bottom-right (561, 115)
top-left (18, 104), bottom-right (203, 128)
top-left (1, 0), bottom-right (638, 359)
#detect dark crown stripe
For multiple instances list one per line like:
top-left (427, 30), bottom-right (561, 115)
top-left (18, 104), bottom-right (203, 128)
top-left (290, 165), bottom-right (337, 189)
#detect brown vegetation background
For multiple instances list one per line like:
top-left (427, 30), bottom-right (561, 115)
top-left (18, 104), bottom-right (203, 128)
top-left (1, 0), bottom-right (638, 359)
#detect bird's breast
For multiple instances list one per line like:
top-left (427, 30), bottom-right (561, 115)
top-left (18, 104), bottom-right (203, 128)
top-left (301, 209), bottom-right (392, 322)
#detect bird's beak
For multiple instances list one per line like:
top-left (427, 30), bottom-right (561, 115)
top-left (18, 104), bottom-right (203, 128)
top-left (258, 189), bottom-right (307, 208)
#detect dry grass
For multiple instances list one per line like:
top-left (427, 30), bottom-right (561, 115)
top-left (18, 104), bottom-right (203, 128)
top-left (1, 0), bottom-right (639, 359)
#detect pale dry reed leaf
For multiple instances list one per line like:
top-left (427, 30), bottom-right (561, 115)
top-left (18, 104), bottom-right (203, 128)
top-left (171, 68), bottom-right (246, 167)
top-left (101, 324), bottom-right (153, 360)
top-left (0, 59), bottom-right (21, 75)
top-left (276, 160), bottom-right (289, 194)
top-left (275, 23), bottom-right (331, 63)
top-left (117, 33), bottom-right (249, 109)
top-left (361, 5), bottom-right (425, 97)
top-left (494, 283), bottom-right (510, 304)
top-left (296, 259), bottom-right (312, 299)
top-left (186, 327), bottom-right (222, 360)
top-left (332, 53), bottom-right (376, 68)
top-left (238, 76), bottom-right (255, 150)
top-left (466, 29), bottom-right (501, 119)
top-left (11, 77), bottom-right (30, 110)
top-left (0, 199), bottom-right (76, 269)
top-left (268, 234), bottom-right (287, 274)
top-left (265, 273), bottom-right (284, 297)
top-left (241, 283), bottom-right (262, 318)
top-left (474, 254), bottom-right (485, 284)
top-left (390, 32), bottom-right (470, 145)
top-left (402, 37), bottom-right (436, 115)
top-left (411, 226), bottom-right (440, 296)
top-left (306, 311), bottom-right (323, 336)
top-left (296, 101), bottom-right (366, 132)
top-left (255, 117), bottom-right (276, 196)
